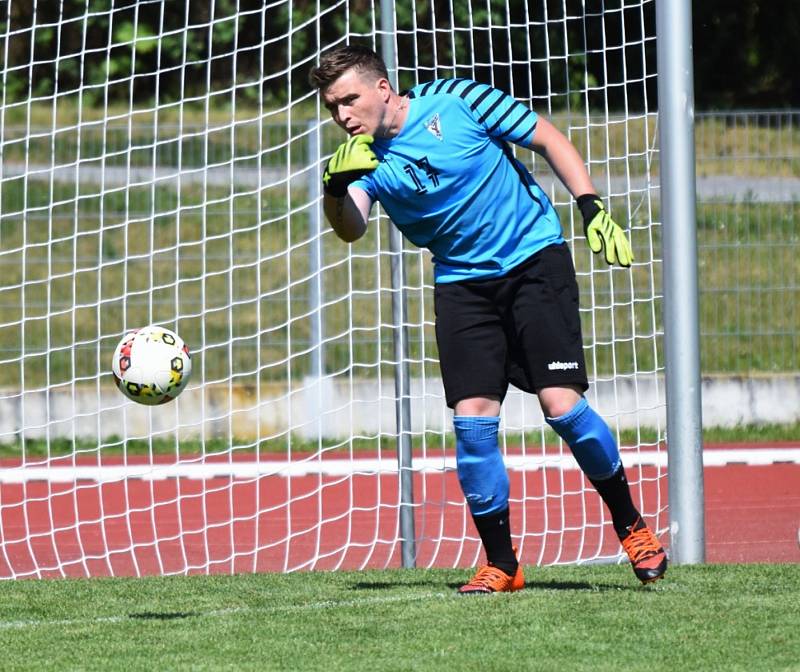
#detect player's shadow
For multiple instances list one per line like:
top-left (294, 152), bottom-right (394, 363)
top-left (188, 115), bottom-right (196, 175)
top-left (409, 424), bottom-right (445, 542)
top-left (439, 578), bottom-right (638, 592)
top-left (128, 611), bottom-right (196, 620)
top-left (351, 579), bottom-right (628, 592)
top-left (349, 580), bottom-right (444, 590)
top-left (521, 579), bottom-right (633, 592)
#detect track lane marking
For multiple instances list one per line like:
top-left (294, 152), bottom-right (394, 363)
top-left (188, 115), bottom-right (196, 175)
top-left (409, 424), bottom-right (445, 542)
top-left (1, 449), bottom-right (798, 483)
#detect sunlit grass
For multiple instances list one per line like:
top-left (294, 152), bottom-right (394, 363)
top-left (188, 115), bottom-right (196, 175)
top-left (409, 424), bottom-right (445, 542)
top-left (1, 421), bottom-right (797, 459)
top-left (0, 564), bottom-right (798, 671)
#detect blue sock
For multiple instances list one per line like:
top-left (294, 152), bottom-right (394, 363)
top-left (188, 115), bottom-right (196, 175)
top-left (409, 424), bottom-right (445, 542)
top-left (546, 398), bottom-right (621, 480)
top-left (453, 416), bottom-right (509, 517)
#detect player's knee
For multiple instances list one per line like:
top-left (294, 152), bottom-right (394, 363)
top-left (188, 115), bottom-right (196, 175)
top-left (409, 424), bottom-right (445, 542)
top-left (454, 415), bottom-right (509, 516)
top-left (454, 395), bottom-right (501, 416)
top-left (545, 397), bottom-right (620, 480)
top-left (537, 385), bottom-right (583, 418)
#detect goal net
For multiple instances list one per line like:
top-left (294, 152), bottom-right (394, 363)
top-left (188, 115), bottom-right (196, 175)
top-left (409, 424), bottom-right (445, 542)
top-left (0, 0), bottom-right (666, 578)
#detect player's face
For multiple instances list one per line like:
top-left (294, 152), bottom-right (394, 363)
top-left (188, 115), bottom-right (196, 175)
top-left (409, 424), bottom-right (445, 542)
top-left (322, 68), bottom-right (391, 137)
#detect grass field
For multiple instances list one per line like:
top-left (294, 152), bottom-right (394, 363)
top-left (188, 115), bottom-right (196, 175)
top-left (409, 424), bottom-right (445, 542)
top-left (0, 106), bottom-right (798, 389)
top-left (1, 563), bottom-right (798, 671)
top-left (1, 420), bottom-right (798, 458)
top-left (0, 199), bottom-right (797, 389)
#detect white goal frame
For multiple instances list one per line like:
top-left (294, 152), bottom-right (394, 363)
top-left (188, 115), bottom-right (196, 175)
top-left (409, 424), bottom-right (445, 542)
top-left (0, 0), bottom-right (702, 579)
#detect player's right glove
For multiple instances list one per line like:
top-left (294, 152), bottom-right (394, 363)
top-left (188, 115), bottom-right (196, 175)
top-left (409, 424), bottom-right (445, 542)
top-left (577, 194), bottom-right (634, 268)
top-left (322, 134), bottom-right (379, 197)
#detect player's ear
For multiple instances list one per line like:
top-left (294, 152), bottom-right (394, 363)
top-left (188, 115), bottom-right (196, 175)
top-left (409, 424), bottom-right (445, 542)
top-left (375, 77), bottom-right (392, 101)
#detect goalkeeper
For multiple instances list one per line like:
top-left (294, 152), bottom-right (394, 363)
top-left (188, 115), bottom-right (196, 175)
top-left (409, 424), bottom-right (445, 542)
top-left (310, 45), bottom-right (666, 593)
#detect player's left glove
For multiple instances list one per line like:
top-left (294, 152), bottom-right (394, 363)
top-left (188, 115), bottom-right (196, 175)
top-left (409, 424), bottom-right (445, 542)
top-left (577, 194), bottom-right (634, 268)
top-left (322, 134), bottom-right (379, 197)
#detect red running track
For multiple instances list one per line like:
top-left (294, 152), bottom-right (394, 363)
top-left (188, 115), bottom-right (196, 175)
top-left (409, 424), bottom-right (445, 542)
top-left (704, 463), bottom-right (800, 563)
top-left (0, 461), bottom-right (797, 578)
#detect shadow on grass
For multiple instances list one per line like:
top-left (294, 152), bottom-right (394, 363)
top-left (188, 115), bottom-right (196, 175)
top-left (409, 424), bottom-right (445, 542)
top-left (128, 611), bottom-right (196, 620)
top-left (349, 580), bottom-right (444, 591)
top-left (350, 578), bottom-right (630, 592)
top-left (441, 580), bottom-right (626, 592)
top-left (521, 579), bottom-right (634, 592)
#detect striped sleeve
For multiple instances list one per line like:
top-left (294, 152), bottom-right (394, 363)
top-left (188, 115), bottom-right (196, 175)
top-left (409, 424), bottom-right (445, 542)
top-left (410, 79), bottom-right (538, 146)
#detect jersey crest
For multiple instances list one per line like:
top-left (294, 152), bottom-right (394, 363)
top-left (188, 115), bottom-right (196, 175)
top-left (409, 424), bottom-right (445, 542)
top-left (424, 113), bottom-right (443, 141)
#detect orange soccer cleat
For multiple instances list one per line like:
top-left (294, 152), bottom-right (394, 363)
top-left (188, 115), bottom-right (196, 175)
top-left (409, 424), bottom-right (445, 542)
top-left (458, 549), bottom-right (525, 595)
top-left (620, 518), bottom-right (668, 584)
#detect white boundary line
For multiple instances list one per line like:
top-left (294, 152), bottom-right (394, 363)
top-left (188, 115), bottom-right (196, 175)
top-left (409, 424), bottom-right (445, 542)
top-left (1, 449), bottom-right (798, 483)
top-left (0, 592), bottom-right (449, 631)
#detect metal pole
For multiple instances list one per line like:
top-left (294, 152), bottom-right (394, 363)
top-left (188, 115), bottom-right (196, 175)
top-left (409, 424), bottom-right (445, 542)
top-left (381, 0), bottom-right (416, 569)
top-left (656, 0), bottom-right (705, 564)
top-left (307, 120), bottom-right (323, 379)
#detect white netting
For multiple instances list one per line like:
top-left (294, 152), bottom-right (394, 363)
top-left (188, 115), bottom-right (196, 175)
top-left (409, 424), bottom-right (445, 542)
top-left (0, 0), bottom-right (665, 578)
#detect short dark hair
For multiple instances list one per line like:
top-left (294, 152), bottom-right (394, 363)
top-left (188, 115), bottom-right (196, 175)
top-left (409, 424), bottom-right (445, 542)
top-left (309, 44), bottom-right (389, 91)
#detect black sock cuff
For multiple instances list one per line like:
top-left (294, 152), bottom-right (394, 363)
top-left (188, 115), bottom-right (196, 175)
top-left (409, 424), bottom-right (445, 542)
top-left (587, 463), bottom-right (625, 487)
top-left (471, 508), bottom-right (517, 575)
top-left (588, 466), bottom-right (641, 538)
top-left (472, 507), bottom-right (510, 526)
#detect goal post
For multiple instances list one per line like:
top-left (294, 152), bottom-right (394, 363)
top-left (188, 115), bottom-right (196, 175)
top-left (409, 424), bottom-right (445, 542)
top-left (0, 0), bottom-right (699, 579)
top-left (380, 0), bottom-right (417, 569)
top-left (655, 0), bottom-right (705, 564)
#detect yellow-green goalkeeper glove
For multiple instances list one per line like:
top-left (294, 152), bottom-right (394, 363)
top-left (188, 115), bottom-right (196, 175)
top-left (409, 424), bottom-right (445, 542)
top-left (577, 194), bottom-right (634, 268)
top-left (322, 134), bottom-right (379, 197)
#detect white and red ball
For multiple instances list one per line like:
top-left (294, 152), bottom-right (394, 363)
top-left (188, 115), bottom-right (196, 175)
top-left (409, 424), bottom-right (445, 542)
top-left (111, 326), bottom-right (192, 405)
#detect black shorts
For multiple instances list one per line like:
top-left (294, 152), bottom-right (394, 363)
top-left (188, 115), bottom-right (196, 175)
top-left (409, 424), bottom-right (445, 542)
top-left (434, 242), bottom-right (588, 408)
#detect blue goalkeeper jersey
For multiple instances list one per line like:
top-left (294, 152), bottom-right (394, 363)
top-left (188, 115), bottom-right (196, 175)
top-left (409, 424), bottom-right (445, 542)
top-left (353, 78), bottom-right (564, 283)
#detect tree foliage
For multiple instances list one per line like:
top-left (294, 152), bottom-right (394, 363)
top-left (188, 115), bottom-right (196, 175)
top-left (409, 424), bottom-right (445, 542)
top-left (0, 1), bottom-right (795, 111)
top-left (693, 1), bottom-right (800, 109)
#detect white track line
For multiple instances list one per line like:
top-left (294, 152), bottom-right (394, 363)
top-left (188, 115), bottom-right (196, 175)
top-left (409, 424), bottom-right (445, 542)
top-left (1, 448), bottom-right (798, 483)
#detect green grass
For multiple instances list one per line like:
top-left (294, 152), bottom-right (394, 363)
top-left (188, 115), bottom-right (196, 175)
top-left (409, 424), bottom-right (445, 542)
top-left (0, 109), bottom-right (797, 387)
top-left (0, 564), bottom-right (798, 671)
top-left (0, 200), bottom-right (797, 388)
top-left (1, 421), bottom-right (797, 459)
top-left (6, 107), bottom-right (798, 178)
top-left (701, 422), bottom-right (800, 444)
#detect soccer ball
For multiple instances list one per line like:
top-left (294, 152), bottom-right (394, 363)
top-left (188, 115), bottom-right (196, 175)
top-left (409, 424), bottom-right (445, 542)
top-left (111, 325), bottom-right (192, 405)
